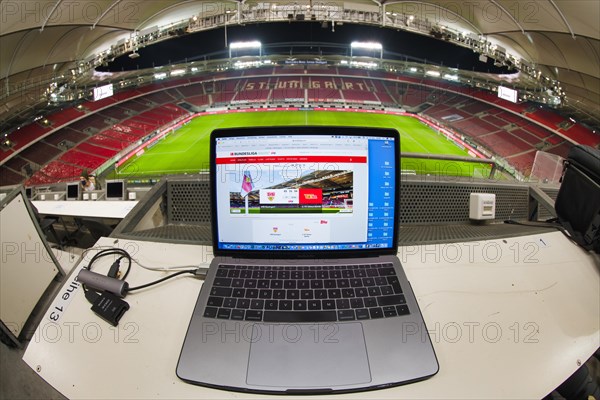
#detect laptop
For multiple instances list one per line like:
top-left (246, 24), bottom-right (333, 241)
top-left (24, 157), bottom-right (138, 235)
top-left (177, 126), bottom-right (438, 394)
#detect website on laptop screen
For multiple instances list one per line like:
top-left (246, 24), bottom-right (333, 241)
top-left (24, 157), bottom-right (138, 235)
top-left (214, 133), bottom-right (396, 251)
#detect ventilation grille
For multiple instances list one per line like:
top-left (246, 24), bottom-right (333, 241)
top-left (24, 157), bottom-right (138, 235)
top-left (165, 180), bottom-right (531, 225)
top-left (538, 187), bottom-right (560, 221)
top-left (115, 177), bottom-right (555, 245)
top-left (126, 225), bottom-right (211, 244)
top-left (167, 181), bottom-right (211, 224)
top-left (400, 182), bottom-right (529, 224)
top-left (398, 224), bottom-right (553, 246)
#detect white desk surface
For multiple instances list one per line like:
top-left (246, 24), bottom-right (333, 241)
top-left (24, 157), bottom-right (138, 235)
top-left (32, 200), bottom-right (138, 219)
top-left (23, 231), bottom-right (600, 399)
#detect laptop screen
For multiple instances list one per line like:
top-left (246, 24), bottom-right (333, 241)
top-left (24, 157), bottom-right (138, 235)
top-left (211, 126), bottom-right (399, 256)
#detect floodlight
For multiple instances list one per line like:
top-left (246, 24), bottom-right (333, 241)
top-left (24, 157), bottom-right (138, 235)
top-left (230, 41), bottom-right (261, 49)
top-left (229, 41), bottom-right (262, 60)
top-left (351, 42), bottom-right (382, 50)
top-left (350, 42), bottom-right (383, 59)
top-left (425, 70), bottom-right (441, 77)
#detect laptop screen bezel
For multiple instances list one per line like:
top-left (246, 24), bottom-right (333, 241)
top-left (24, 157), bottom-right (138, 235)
top-left (210, 125), bottom-right (400, 259)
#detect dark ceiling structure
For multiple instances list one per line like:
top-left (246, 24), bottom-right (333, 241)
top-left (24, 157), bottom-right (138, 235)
top-left (1, 0), bottom-right (599, 129)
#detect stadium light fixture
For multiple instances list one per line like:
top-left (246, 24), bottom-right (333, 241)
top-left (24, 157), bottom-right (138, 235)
top-left (351, 41), bottom-right (382, 50)
top-left (229, 41), bottom-right (261, 50)
top-left (425, 70), bottom-right (441, 77)
top-left (229, 41), bottom-right (262, 59)
top-left (350, 41), bottom-right (382, 59)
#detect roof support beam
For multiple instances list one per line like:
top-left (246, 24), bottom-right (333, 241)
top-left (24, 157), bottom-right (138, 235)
top-left (134, 0), bottom-right (197, 32)
top-left (489, 0), bottom-right (525, 34)
top-left (135, 0), bottom-right (238, 32)
top-left (384, 1), bottom-right (483, 35)
top-left (92, 0), bottom-right (124, 30)
top-left (40, 0), bottom-right (65, 32)
top-left (547, 0), bottom-right (576, 39)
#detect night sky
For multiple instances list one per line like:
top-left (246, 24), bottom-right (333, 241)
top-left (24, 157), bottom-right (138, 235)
top-left (100, 22), bottom-right (511, 74)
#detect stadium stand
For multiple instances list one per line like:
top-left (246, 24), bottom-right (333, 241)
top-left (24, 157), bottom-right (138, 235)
top-left (273, 67), bottom-right (305, 75)
top-left (338, 67), bottom-right (370, 77)
top-left (186, 94), bottom-right (211, 107)
top-left (509, 129), bottom-right (545, 146)
top-left (87, 134), bottom-right (130, 150)
top-left (558, 123), bottom-right (600, 146)
top-left (451, 117), bottom-right (500, 137)
top-left (18, 142), bottom-right (62, 166)
top-left (0, 166), bottom-right (25, 186)
top-left (478, 130), bottom-right (533, 157)
top-left (59, 150), bottom-right (107, 170)
top-left (374, 90), bottom-right (395, 105)
top-left (26, 160), bottom-right (82, 185)
top-left (68, 113), bottom-right (112, 133)
top-left (271, 77), bottom-right (305, 102)
top-left (3, 156), bottom-right (29, 173)
top-left (506, 151), bottom-right (537, 175)
top-left (458, 99), bottom-right (494, 115)
top-left (120, 99), bottom-right (151, 113)
top-left (144, 91), bottom-right (177, 105)
top-left (244, 66), bottom-right (275, 76)
top-left (233, 78), bottom-right (272, 103)
top-left (19, 102), bottom-right (191, 185)
top-left (402, 85), bottom-right (432, 107)
top-left (42, 128), bottom-right (89, 147)
top-left (305, 65), bottom-right (333, 74)
top-left (0, 123), bottom-right (51, 156)
top-left (75, 142), bottom-right (119, 159)
top-left (98, 106), bottom-right (131, 122)
top-left (481, 114), bottom-right (510, 129)
top-left (546, 141), bottom-right (572, 158)
top-left (527, 107), bottom-right (566, 127)
top-left (3, 67), bottom-right (599, 188)
top-left (212, 91), bottom-right (236, 104)
top-left (47, 108), bottom-right (86, 126)
top-left (176, 84), bottom-right (205, 98)
top-left (342, 90), bottom-right (379, 103)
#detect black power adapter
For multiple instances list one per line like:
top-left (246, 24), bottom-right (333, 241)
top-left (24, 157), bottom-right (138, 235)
top-left (90, 291), bottom-right (130, 326)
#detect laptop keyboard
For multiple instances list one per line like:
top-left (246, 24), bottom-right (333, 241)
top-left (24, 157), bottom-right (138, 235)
top-left (203, 263), bottom-right (410, 322)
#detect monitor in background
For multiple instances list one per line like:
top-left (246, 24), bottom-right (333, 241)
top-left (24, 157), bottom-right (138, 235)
top-left (66, 182), bottom-right (79, 201)
top-left (105, 180), bottom-right (125, 201)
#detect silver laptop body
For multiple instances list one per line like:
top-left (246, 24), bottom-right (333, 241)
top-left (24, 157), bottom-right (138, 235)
top-left (177, 126), bottom-right (438, 394)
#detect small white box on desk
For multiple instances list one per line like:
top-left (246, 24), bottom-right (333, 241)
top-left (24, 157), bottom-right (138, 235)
top-left (470, 193), bottom-right (496, 220)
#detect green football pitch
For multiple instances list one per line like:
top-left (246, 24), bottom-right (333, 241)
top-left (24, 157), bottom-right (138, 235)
top-left (110, 111), bottom-right (491, 179)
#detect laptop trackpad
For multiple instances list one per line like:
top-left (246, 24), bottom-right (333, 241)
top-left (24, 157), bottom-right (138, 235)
top-left (246, 322), bottom-right (371, 389)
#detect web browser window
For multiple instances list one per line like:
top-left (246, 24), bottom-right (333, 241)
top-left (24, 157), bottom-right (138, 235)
top-left (214, 133), bottom-right (396, 251)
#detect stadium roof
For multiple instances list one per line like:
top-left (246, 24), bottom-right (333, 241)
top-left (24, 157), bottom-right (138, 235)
top-left (1, 0), bottom-right (599, 128)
